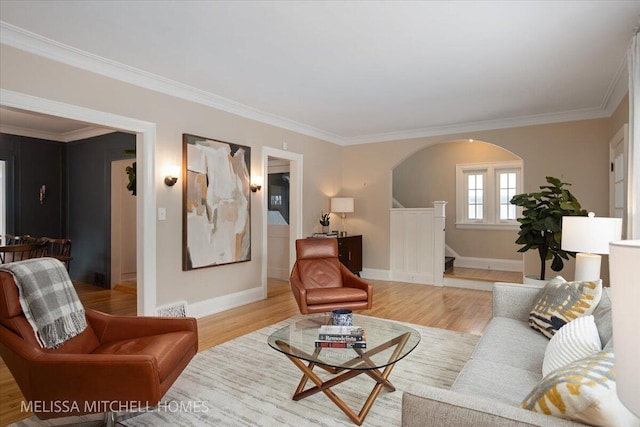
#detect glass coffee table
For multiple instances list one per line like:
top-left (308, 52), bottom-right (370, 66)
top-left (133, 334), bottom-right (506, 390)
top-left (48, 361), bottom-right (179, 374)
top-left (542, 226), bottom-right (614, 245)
top-left (267, 315), bottom-right (421, 425)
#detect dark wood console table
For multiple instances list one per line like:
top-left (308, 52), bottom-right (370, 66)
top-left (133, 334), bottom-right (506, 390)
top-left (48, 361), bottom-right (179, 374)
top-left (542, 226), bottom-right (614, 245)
top-left (337, 235), bottom-right (362, 275)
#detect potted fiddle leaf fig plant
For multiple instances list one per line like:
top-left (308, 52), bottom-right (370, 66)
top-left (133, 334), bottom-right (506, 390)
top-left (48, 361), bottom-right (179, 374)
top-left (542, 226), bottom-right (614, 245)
top-left (319, 212), bottom-right (330, 234)
top-left (510, 176), bottom-right (587, 282)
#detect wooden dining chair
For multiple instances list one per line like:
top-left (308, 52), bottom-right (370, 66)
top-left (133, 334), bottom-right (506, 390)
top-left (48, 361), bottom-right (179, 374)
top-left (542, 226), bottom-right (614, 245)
top-left (0, 243), bottom-right (48, 264)
top-left (42, 237), bottom-right (73, 270)
top-left (1, 234), bottom-right (32, 245)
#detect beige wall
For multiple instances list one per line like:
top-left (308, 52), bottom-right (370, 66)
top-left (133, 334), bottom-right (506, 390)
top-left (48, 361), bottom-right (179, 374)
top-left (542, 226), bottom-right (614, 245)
top-left (393, 140), bottom-right (521, 260)
top-left (0, 44), bottom-right (629, 299)
top-left (0, 46), bottom-right (343, 307)
top-left (343, 118), bottom-right (612, 280)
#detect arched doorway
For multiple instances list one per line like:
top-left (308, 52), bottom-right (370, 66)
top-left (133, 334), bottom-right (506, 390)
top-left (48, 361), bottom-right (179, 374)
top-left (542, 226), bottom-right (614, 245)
top-left (391, 139), bottom-right (524, 288)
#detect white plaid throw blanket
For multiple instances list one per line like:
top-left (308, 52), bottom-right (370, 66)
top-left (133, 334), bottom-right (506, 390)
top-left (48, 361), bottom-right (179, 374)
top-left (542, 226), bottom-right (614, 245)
top-left (0, 257), bottom-right (87, 349)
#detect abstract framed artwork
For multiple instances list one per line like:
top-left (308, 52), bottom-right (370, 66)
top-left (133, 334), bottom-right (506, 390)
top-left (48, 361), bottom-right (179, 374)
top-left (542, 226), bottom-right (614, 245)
top-left (182, 133), bottom-right (251, 270)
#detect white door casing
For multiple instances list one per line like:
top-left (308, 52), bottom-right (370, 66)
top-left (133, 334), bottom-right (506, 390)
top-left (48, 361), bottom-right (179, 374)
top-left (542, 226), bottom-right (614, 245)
top-left (610, 124), bottom-right (629, 238)
top-left (111, 159), bottom-right (137, 287)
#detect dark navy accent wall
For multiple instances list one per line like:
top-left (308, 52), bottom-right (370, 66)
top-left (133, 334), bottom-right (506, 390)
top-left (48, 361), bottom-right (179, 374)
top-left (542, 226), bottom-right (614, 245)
top-left (0, 131), bottom-right (135, 286)
top-left (0, 133), bottom-right (63, 237)
top-left (66, 132), bottom-right (135, 286)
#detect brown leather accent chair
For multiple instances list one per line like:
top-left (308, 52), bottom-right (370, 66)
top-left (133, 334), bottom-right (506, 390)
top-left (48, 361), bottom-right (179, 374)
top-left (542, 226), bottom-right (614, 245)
top-left (0, 271), bottom-right (198, 421)
top-left (290, 238), bottom-right (372, 314)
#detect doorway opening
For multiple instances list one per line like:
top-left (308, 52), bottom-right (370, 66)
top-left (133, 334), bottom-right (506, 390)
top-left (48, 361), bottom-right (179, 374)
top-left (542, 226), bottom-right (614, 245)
top-left (261, 147), bottom-right (303, 300)
top-left (110, 158), bottom-right (137, 295)
top-left (266, 157), bottom-right (291, 297)
top-left (1, 89), bottom-right (157, 315)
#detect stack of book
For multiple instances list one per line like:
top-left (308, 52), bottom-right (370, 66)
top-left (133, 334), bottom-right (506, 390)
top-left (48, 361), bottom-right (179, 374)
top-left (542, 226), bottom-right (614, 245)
top-left (315, 325), bottom-right (366, 348)
top-left (311, 232), bottom-right (338, 238)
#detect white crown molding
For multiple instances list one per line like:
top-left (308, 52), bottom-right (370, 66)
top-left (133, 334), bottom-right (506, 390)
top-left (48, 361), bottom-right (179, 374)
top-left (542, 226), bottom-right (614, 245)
top-left (0, 21), bottom-right (344, 145)
top-left (0, 123), bottom-right (66, 142)
top-left (61, 126), bottom-right (116, 142)
top-left (0, 123), bottom-right (115, 142)
top-left (342, 107), bottom-right (610, 145)
top-left (1, 21), bottom-right (627, 147)
top-left (601, 54), bottom-right (630, 115)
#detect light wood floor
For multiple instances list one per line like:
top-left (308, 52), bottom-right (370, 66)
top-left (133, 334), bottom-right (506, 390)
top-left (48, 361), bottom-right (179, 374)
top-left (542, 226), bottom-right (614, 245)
top-left (0, 278), bottom-right (492, 426)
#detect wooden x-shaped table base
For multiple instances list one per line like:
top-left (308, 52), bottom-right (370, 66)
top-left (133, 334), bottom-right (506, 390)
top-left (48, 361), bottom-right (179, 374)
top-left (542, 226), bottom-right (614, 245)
top-left (275, 332), bottom-right (411, 425)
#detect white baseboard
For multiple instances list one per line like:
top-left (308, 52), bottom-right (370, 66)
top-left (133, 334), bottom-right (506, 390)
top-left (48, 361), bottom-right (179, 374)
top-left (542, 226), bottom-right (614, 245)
top-left (363, 268), bottom-right (445, 286)
top-left (453, 256), bottom-right (522, 272)
top-left (186, 286), bottom-right (265, 319)
top-left (390, 272), bottom-right (435, 285)
top-left (443, 277), bottom-right (494, 291)
top-left (360, 268), bottom-right (391, 281)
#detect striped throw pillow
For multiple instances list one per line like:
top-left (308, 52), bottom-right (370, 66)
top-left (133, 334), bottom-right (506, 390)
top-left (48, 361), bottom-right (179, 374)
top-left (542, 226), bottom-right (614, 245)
top-left (542, 315), bottom-right (601, 376)
top-left (529, 276), bottom-right (602, 339)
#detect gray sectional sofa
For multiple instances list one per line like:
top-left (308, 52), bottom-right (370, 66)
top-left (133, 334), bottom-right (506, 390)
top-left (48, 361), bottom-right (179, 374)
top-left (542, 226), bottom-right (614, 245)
top-left (402, 282), bottom-right (613, 427)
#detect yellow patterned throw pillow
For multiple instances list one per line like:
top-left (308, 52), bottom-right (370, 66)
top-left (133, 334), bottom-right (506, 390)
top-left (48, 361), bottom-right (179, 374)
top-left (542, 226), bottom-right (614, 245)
top-left (522, 352), bottom-right (639, 427)
top-left (529, 276), bottom-right (602, 339)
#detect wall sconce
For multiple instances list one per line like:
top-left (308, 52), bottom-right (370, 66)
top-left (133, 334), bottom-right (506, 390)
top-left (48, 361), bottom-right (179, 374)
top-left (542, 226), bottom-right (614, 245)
top-left (250, 176), bottom-right (263, 193)
top-left (164, 165), bottom-right (180, 187)
top-left (39, 185), bottom-right (46, 204)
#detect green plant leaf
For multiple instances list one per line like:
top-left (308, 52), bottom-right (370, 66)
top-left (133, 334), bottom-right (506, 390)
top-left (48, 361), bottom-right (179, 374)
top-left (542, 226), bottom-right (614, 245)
top-left (551, 255), bottom-right (564, 271)
top-left (125, 162), bottom-right (136, 196)
top-left (512, 176), bottom-right (586, 277)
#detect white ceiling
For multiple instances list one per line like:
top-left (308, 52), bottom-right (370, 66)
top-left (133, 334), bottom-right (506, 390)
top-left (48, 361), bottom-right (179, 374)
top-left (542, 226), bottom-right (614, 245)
top-left (1, 1), bottom-right (639, 145)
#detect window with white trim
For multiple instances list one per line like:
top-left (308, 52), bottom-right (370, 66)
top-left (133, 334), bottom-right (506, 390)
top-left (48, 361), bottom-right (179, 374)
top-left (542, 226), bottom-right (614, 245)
top-left (465, 171), bottom-right (485, 221)
top-left (498, 170), bottom-right (518, 221)
top-left (456, 161), bottom-right (522, 229)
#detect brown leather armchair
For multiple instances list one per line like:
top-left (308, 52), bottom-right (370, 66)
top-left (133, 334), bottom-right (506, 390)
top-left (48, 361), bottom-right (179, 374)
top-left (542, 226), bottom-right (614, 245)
top-left (0, 271), bottom-right (198, 422)
top-left (290, 238), bottom-right (373, 314)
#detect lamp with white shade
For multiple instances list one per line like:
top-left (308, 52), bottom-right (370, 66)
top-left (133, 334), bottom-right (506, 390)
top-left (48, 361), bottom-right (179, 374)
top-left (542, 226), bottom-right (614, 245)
top-left (608, 240), bottom-right (640, 417)
top-left (331, 197), bottom-right (354, 237)
top-left (561, 212), bottom-right (622, 281)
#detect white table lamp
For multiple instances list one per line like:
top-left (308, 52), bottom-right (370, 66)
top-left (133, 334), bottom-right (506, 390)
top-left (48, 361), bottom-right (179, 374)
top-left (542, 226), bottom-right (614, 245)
top-left (561, 213), bottom-right (622, 281)
top-left (331, 197), bottom-right (354, 237)
top-left (609, 240), bottom-right (640, 417)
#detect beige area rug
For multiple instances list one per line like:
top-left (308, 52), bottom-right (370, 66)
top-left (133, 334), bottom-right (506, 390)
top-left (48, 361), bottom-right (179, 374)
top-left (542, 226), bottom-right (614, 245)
top-left (11, 316), bottom-right (479, 427)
